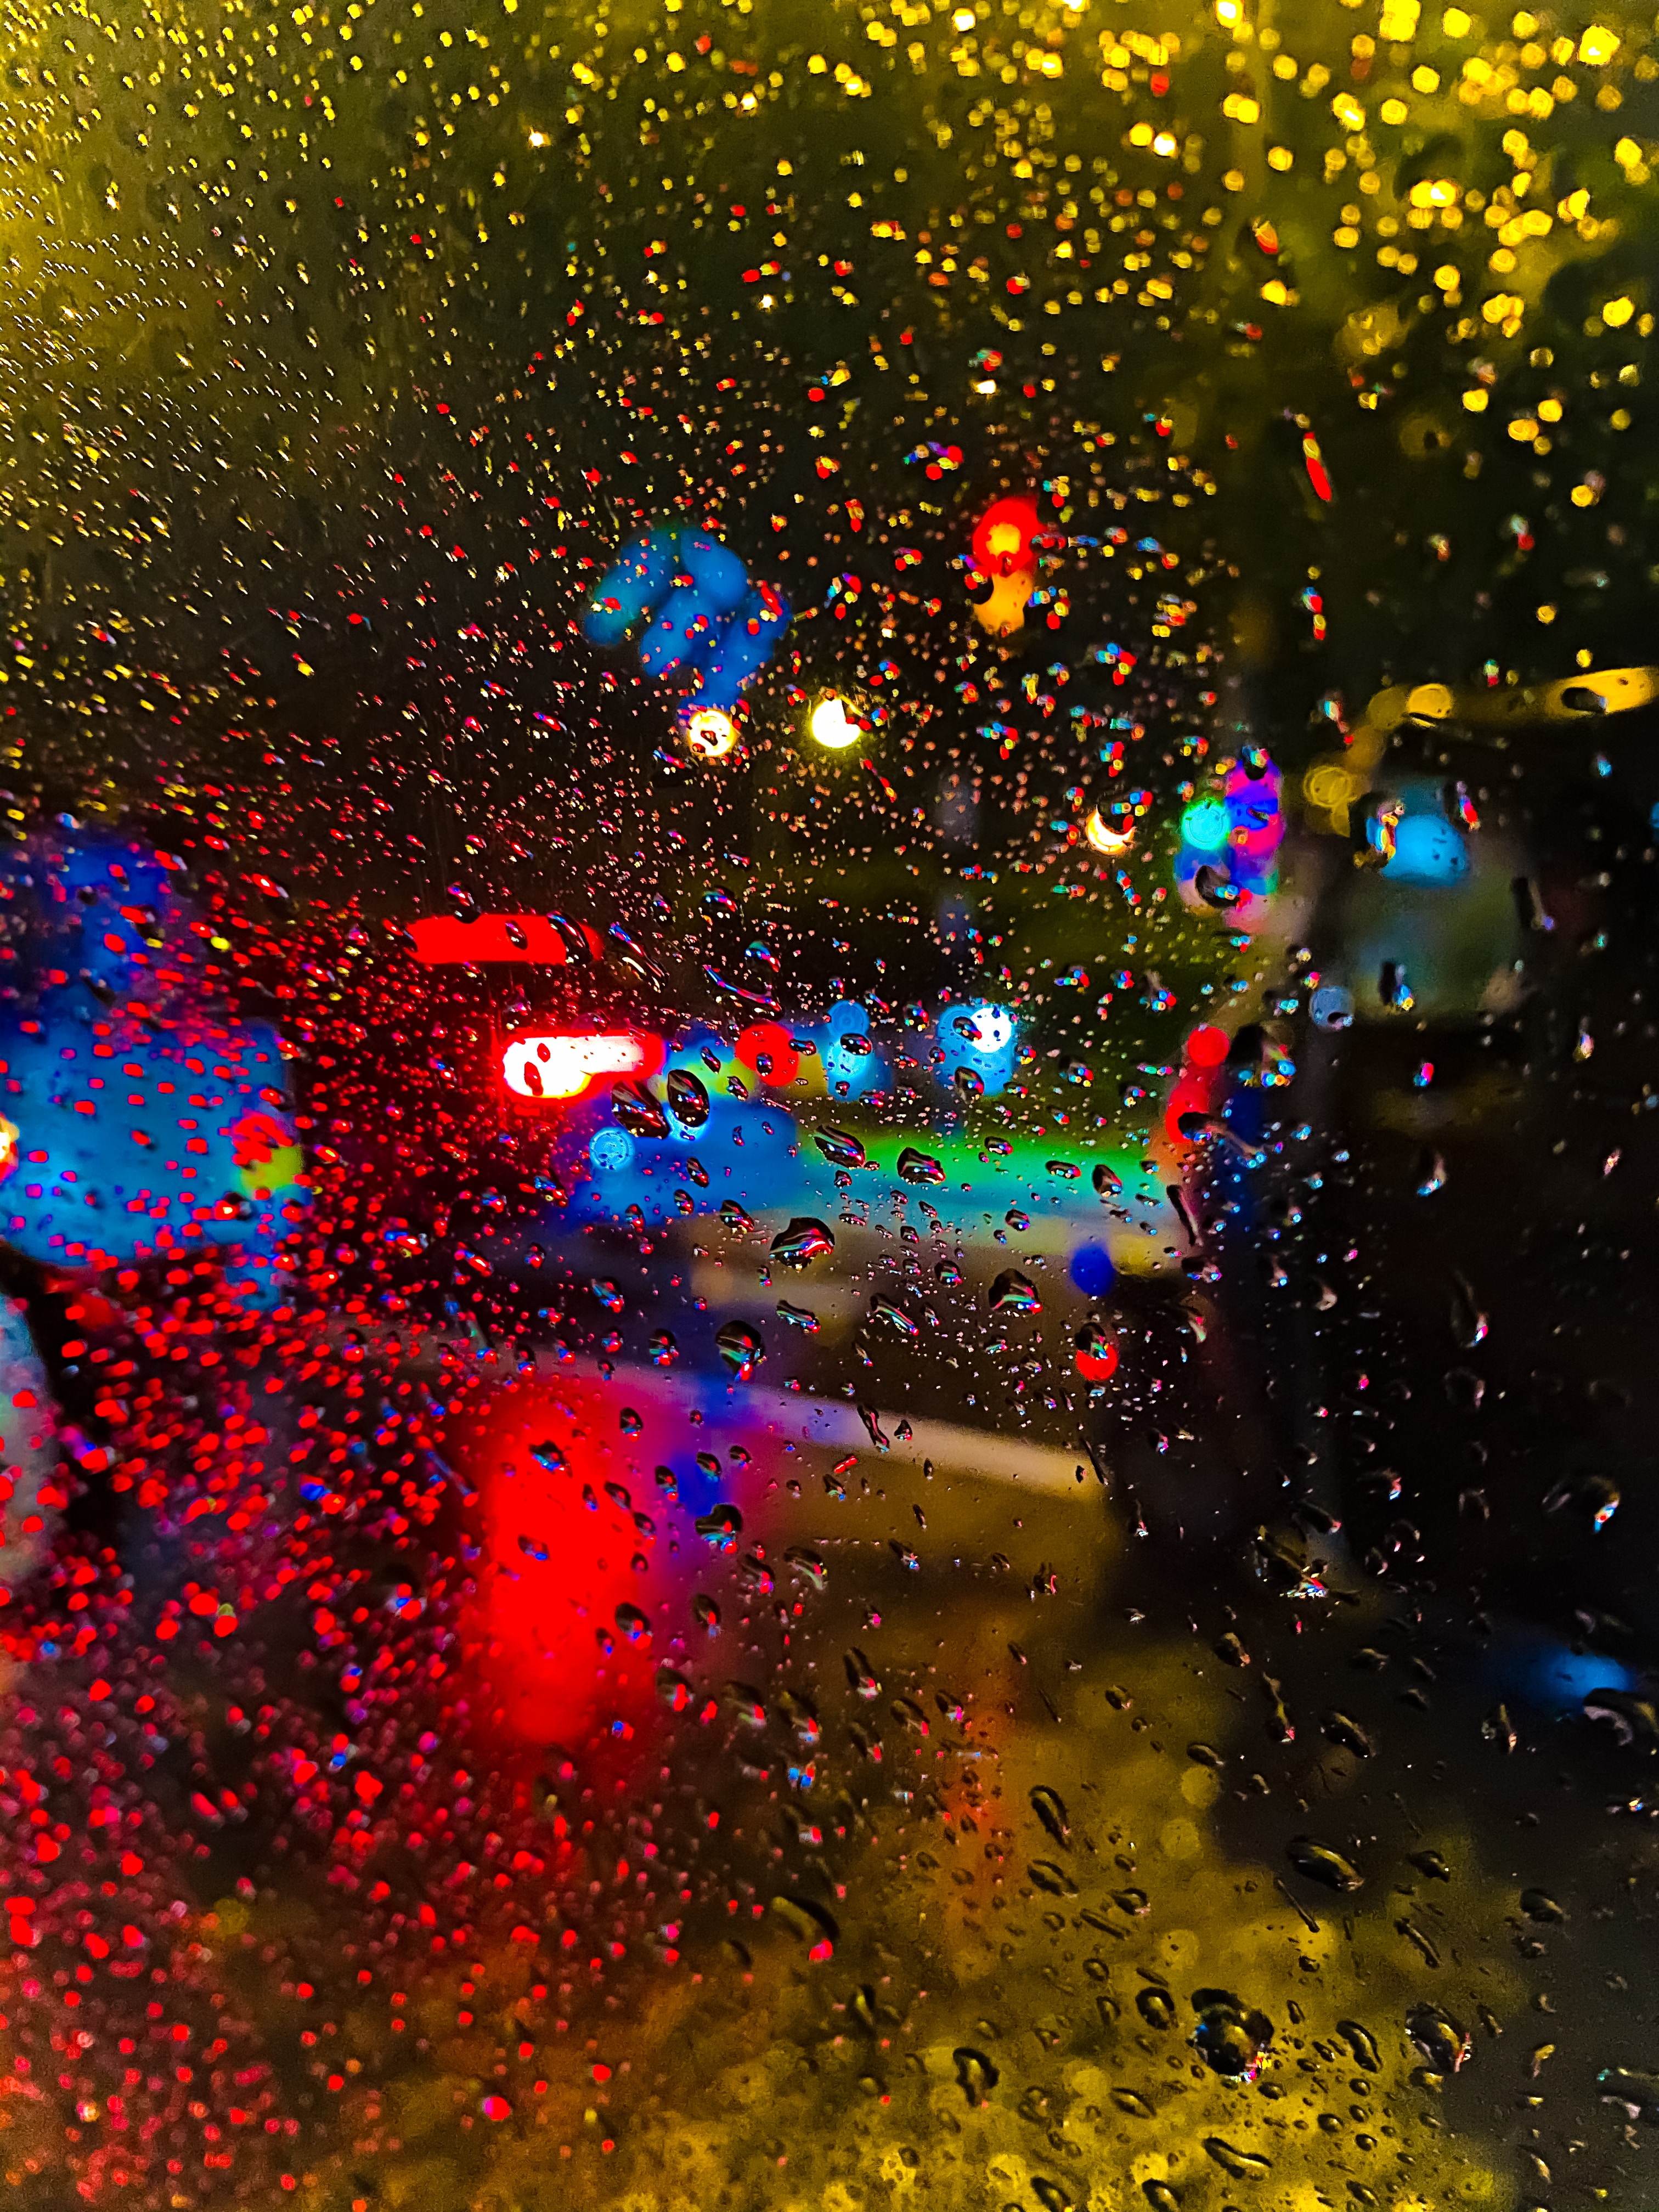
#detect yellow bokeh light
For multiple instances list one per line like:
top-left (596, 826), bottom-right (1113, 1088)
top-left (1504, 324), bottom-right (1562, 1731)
top-left (1085, 808), bottom-right (1135, 856)
top-left (1578, 23), bottom-right (1619, 64)
top-left (809, 695), bottom-right (861, 751)
top-left (683, 707), bottom-right (738, 760)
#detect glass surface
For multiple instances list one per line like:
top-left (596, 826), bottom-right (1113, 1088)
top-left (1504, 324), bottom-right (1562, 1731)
top-left (0, 2), bottom-right (1655, 2207)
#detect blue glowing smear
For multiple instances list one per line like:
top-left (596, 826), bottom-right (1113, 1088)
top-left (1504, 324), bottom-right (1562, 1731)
top-left (589, 1127), bottom-right (636, 1176)
top-left (582, 527), bottom-right (791, 712)
top-left (1069, 1243), bottom-right (1115, 1297)
top-left (934, 1001), bottom-right (1018, 1099)
top-left (0, 832), bottom-right (304, 1279)
top-left (1378, 812), bottom-right (1470, 885)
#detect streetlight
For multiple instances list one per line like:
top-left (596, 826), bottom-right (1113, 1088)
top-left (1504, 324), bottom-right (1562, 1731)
top-left (682, 705), bottom-right (738, 760)
top-left (809, 692), bottom-right (861, 751)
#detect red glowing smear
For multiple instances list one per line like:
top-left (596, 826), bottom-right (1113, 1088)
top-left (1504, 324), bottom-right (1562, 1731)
top-left (1075, 1340), bottom-right (1119, 1383)
top-left (1301, 433), bottom-right (1334, 504)
top-left (1165, 1025), bottom-right (1231, 1149)
top-left (733, 1019), bottom-right (800, 1087)
top-left (500, 1029), bottom-right (666, 1105)
top-left (459, 1375), bottom-right (681, 1755)
top-left (1184, 1024), bottom-right (1229, 1070)
top-left (971, 494), bottom-right (1042, 579)
top-left (407, 913), bottom-right (603, 966)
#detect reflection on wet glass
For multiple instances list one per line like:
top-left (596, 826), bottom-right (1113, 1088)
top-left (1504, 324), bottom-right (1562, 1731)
top-left (0, 0), bottom-right (1655, 2205)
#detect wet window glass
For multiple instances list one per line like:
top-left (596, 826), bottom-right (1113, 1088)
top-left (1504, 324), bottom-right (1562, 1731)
top-left (0, 1), bottom-right (1655, 2207)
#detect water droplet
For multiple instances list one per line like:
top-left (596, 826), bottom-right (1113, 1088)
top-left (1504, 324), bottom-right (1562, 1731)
top-left (815, 1127), bottom-right (867, 1169)
top-left (1030, 1785), bottom-right (1069, 1845)
top-left (952, 2046), bottom-right (998, 2107)
top-left (770, 1215), bottom-right (834, 1266)
top-left (715, 1321), bottom-right (764, 1380)
top-left (1191, 1990), bottom-right (1273, 2081)
top-left (896, 1145), bottom-right (945, 1185)
top-left (1136, 1984), bottom-right (1176, 2030)
top-left (694, 1502), bottom-right (744, 1549)
top-left (1320, 1711), bottom-right (1375, 1759)
top-left (869, 1294), bottom-right (918, 1334)
top-left (1285, 1835), bottom-right (1364, 1892)
top-left (1203, 2137), bottom-right (1272, 2181)
top-left (724, 1681), bottom-right (768, 1728)
top-left (769, 1894), bottom-right (837, 1959)
top-left (612, 1081), bottom-right (670, 1140)
top-left (989, 1268), bottom-right (1041, 1315)
top-left (1406, 2002), bottom-right (1472, 2074)
top-left (665, 1065), bottom-right (710, 1128)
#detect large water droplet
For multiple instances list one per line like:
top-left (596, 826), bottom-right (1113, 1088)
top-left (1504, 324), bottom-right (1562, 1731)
top-left (612, 1081), bottom-right (670, 1140)
top-left (666, 1065), bottom-right (710, 1128)
top-left (770, 1215), bottom-right (834, 1266)
top-left (815, 1127), bottom-right (867, 1169)
top-left (1406, 2002), bottom-right (1472, 2074)
top-left (1191, 1989), bottom-right (1273, 2081)
top-left (715, 1320), bottom-right (764, 1380)
top-left (989, 1268), bottom-right (1041, 1314)
top-left (953, 2047), bottom-right (998, 2107)
top-left (1285, 1835), bottom-right (1364, 1891)
top-left (1030, 1785), bottom-right (1069, 1845)
top-left (694, 1502), bottom-right (744, 1549)
top-left (1203, 2138), bottom-right (1272, 2181)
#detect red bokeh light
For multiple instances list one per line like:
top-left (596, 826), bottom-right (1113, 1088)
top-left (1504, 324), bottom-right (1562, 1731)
top-left (734, 1020), bottom-right (800, 1087)
top-left (970, 495), bottom-right (1041, 579)
top-left (1075, 1338), bottom-right (1119, 1383)
top-left (1184, 1024), bottom-right (1229, 1068)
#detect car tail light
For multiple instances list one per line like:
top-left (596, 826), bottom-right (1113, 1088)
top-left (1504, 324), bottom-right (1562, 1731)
top-left (500, 1030), bottom-right (665, 1106)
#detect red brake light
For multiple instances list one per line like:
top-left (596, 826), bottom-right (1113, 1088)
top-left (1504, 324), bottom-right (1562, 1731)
top-left (409, 915), bottom-right (603, 966)
top-left (500, 1030), bottom-right (665, 1105)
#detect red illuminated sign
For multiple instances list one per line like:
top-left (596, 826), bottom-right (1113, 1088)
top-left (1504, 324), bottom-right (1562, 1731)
top-left (409, 914), bottom-right (603, 966)
top-left (500, 1030), bottom-right (665, 1105)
